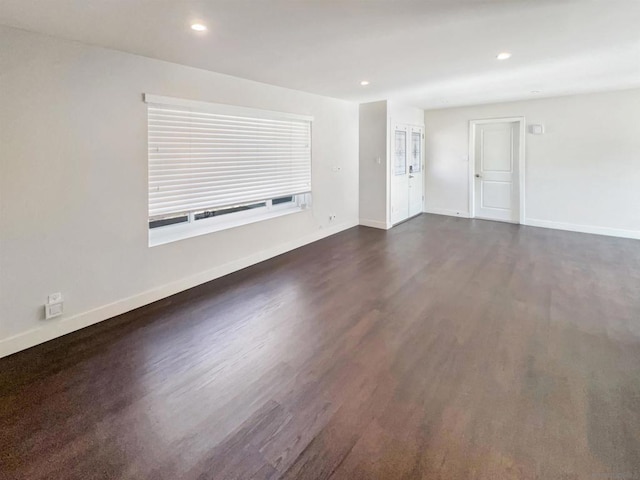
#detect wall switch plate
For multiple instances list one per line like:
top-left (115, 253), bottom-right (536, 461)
top-left (45, 302), bottom-right (63, 319)
top-left (45, 292), bottom-right (64, 319)
top-left (529, 124), bottom-right (544, 135)
top-left (48, 292), bottom-right (63, 304)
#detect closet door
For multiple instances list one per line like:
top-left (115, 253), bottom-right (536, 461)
top-left (390, 124), bottom-right (410, 224)
top-left (408, 126), bottom-right (424, 217)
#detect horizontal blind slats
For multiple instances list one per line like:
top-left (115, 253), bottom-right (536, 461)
top-left (150, 182), bottom-right (311, 202)
top-left (149, 174), bottom-right (311, 192)
top-left (148, 115), bottom-right (310, 132)
top-left (150, 187), bottom-right (310, 216)
top-left (150, 168), bottom-right (310, 183)
top-left (148, 107), bottom-right (309, 126)
top-left (149, 157), bottom-right (310, 166)
top-left (149, 153), bottom-right (310, 159)
top-left (148, 102), bottom-right (311, 218)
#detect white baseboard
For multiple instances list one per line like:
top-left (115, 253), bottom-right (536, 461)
top-left (524, 218), bottom-right (640, 240)
top-left (424, 208), bottom-right (471, 218)
top-left (359, 218), bottom-right (392, 230)
top-left (424, 209), bottom-right (639, 240)
top-left (0, 221), bottom-right (358, 359)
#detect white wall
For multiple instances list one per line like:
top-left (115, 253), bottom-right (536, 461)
top-left (0, 27), bottom-right (359, 357)
top-left (423, 89), bottom-right (640, 238)
top-left (359, 101), bottom-right (388, 228)
top-left (388, 102), bottom-right (424, 127)
top-left (359, 100), bottom-right (424, 229)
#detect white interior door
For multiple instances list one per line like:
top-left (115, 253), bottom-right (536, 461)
top-left (408, 126), bottom-right (424, 217)
top-left (390, 124), bottom-right (409, 224)
top-left (473, 121), bottom-right (520, 223)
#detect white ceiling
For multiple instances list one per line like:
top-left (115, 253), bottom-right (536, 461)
top-left (1, 0), bottom-right (639, 109)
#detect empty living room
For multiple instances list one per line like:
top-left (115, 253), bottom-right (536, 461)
top-left (1, 1), bottom-right (640, 479)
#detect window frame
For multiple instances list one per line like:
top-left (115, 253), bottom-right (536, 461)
top-left (149, 194), bottom-right (310, 247)
top-left (144, 94), bottom-right (313, 247)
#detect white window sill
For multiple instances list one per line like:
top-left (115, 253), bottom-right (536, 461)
top-left (149, 205), bottom-right (303, 247)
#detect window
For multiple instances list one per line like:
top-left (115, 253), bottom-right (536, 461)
top-left (394, 130), bottom-right (407, 175)
top-left (144, 94), bottom-right (312, 246)
top-left (410, 131), bottom-right (421, 173)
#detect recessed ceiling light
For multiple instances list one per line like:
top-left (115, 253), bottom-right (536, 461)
top-left (191, 23), bottom-right (207, 32)
top-left (360, 80), bottom-right (370, 86)
top-left (496, 52), bottom-right (512, 60)
top-left (531, 90), bottom-right (541, 94)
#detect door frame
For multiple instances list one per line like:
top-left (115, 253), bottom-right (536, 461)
top-left (468, 117), bottom-right (526, 224)
top-left (389, 121), bottom-right (425, 226)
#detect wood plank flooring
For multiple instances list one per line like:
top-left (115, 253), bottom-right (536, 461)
top-left (1, 214), bottom-right (640, 479)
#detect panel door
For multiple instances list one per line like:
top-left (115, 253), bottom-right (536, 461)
top-left (408, 126), bottom-right (424, 217)
top-left (390, 124), bottom-right (410, 224)
top-left (473, 121), bottom-right (520, 223)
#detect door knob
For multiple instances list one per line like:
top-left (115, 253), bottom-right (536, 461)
top-left (475, 174), bottom-right (481, 178)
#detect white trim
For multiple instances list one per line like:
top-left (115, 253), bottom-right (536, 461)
top-left (424, 208), bottom-right (471, 218)
top-left (0, 220), bottom-right (357, 359)
top-left (144, 93), bottom-right (314, 122)
top-left (359, 218), bottom-right (392, 230)
top-left (474, 216), bottom-right (519, 224)
top-left (525, 218), bottom-right (640, 240)
top-left (150, 198), bottom-right (305, 247)
top-left (468, 117), bottom-right (526, 224)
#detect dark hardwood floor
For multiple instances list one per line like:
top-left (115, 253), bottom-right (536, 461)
top-left (2, 214), bottom-right (640, 480)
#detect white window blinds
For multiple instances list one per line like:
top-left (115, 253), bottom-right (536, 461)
top-left (145, 94), bottom-right (312, 218)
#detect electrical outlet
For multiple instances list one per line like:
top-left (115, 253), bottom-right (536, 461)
top-left (45, 292), bottom-right (64, 320)
top-left (329, 214), bottom-right (336, 221)
top-left (45, 302), bottom-right (63, 319)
